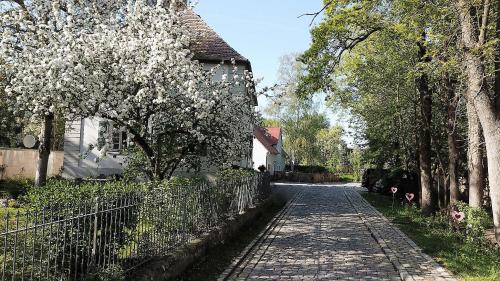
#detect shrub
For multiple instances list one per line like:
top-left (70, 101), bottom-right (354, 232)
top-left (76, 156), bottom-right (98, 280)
top-left (286, 165), bottom-right (328, 173)
top-left (85, 265), bottom-right (125, 281)
top-left (7, 199), bottom-right (18, 208)
top-left (0, 177), bottom-right (33, 199)
top-left (452, 201), bottom-right (492, 243)
top-left (362, 168), bottom-right (419, 202)
top-left (4, 180), bottom-right (145, 280)
top-left (217, 168), bottom-right (256, 180)
top-left (22, 179), bottom-right (146, 209)
top-left (361, 168), bottom-right (389, 191)
top-left (257, 165), bottom-right (266, 172)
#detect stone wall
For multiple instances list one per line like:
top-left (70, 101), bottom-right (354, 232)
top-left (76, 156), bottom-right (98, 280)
top-left (129, 193), bottom-right (286, 281)
top-left (0, 148), bottom-right (64, 179)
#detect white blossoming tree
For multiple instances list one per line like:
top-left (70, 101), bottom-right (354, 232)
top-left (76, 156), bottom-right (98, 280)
top-left (1, 0), bottom-right (256, 182)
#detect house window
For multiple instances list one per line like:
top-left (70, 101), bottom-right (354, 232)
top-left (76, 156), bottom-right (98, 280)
top-left (110, 124), bottom-right (128, 152)
top-left (98, 121), bottom-right (128, 152)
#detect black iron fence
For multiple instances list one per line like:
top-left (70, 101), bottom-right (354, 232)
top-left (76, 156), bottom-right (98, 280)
top-left (0, 173), bottom-right (271, 281)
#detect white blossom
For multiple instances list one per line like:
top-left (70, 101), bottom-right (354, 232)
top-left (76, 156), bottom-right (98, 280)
top-left (1, 0), bottom-right (257, 179)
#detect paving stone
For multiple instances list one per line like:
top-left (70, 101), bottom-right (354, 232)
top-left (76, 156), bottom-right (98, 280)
top-left (220, 184), bottom-right (456, 281)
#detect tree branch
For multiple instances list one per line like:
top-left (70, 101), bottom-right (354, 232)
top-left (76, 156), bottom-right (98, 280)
top-left (478, 0), bottom-right (491, 46)
top-left (298, 0), bottom-right (334, 26)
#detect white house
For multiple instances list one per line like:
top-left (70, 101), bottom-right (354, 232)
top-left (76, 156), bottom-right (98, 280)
top-left (62, 9), bottom-right (256, 179)
top-left (252, 127), bottom-right (286, 175)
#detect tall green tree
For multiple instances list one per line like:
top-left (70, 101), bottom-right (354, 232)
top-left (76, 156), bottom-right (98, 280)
top-left (265, 54), bottom-right (330, 166)
top-left (300, 0), bottom-right (471, 215)
top-left (455, 0), bottom-right (500, 241)
top-left (316, 125), bottom-right (346, 172)
top-left (349, 147), bottom-right (364, 182)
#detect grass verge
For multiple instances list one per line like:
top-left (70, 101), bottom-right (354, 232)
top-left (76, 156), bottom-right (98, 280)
top-left (361, 192), bottom-right (500, 281)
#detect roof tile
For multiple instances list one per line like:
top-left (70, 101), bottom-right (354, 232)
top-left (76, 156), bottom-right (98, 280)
top-left (254, 126), bottom-right (279, 155)
top-left (182, 10), bottom-right (249, 63)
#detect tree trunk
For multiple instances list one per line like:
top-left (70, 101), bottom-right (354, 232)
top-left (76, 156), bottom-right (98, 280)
top-left (417, 34), bottom-right (435, 215)
top-left (494, 0), bottom-right (500, 111)
top-left (415, 104), bottom-right (422, 205)
top-left (480, 112), bottom-right (500, 242)
top-left (447, 86), bottom-right (460, 204)
top-left (467, 100), bottom-right (485, 208)
top-left (436, 167), bottom-right (443, 208)
top-left (35, 114), bottom-right (54, 187)
top-left (457, 0), bottom-right (500, 241)
top-left (443, 173), bottom-right (449, 208)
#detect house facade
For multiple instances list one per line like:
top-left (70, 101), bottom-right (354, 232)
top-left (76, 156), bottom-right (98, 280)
top-left (252, 127), bottom-right (286, 175)
top-left (62, 10), bottom-right (255, 179)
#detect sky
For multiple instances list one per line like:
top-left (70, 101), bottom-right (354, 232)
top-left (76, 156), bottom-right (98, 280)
top-left (194, 0), bottom-right (324, 109)
top-left (194, 1), bottom-right (354, 144)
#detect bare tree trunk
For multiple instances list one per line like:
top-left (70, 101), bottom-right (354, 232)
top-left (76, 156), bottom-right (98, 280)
top-left (495, 0), bottom-right (500, 111)
top-left (479, 109), bottom-right (500, 243)
top-left (417, 34), bottom-right (435, 215)
top-left (458, 0), bottom-right (500, 241)
top-left (443, 173), bottom-right (449, 207)
top-left (447, 86), bottom-right (460, 204)
top-left (467, 100), bottom-right (485, 208)
top-left (415, 104), bottom-right (422, 205)
top-left (35, 114), bottom-right (54, 187)
top-left (436, 167), bottom-right (443, 208)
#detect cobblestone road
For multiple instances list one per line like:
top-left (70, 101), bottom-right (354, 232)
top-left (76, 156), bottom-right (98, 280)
top-left (219, 184), bottom-right (456, 281)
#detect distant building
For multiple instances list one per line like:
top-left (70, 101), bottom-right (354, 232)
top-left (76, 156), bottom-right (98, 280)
top-left (252, 126), bottom-right (286, 175)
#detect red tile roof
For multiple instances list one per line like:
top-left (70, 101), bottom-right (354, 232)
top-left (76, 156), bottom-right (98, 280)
top-left (266, 127), bottom-right (281, 145)
top-left (254, 126), bottom-right (279, 155)
top-left (181, 9), bottom-right (257, 105)
top-left (182, 10), bottom-right (250, 64)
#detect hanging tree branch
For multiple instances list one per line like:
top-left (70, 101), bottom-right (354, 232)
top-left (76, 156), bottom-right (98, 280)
top-left (298, 0), bottom-right (334, 26)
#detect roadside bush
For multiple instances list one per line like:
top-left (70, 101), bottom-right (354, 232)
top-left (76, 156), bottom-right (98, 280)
top-left (0, 176), bottom-right (33, 199)
top-left (85, 265), bottom-right (125, 281)
top-left (138, 176), bottom-right (215, 254)
top-left (364, 191), bottom-right (500, 280)
top-left (285, 165), bottom-right (328, 173)
top-left (136, 171), bottom-right (262, 256)
top-left (0, 179), bottom-right (147, 281)
top-left (451, 201), bottom-right (492, 243)
top-left (217, 168), bottom-right (256, 180)
top-left (7, 199), bottom-right (18, 208)
top-left (3, 171), bottom-right (266, 280)
top-left (23, 179), bottom-right (145, 209)
top-left (257, 165), bottom-right (266, 172)
top-left (1, 179), bottom-right (145, 281)
top-left (361, 168), bottom-right (388, 191)
top-left (362, 168), bottom-right (419, 202)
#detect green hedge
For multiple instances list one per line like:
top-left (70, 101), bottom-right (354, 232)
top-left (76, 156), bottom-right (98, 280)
top-left (22, 170), bottom-right (257, 209)
top-left (285, 165), bottom-right (328, 173)
top-left (22, 179), bottom-right (146, 209)
top-left (0, 177), bottom-right (33, 199)
top-left (217, 168), bottom-right (256, 180)
top-left (1, 171), bottom-right (266, 280)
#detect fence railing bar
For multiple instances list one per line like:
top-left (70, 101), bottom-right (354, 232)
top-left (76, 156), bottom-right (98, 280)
top-left (20, 210), bottom-right (29, 281)
top-left (29, 211), bottom-right (37, 281)
top-left (0, 200), bottom-right (140, 236)
top-left (0, 173), bottom-right (271, 280)
top-left (2, 212), bottom-right (9, 281)
top-left (37, 209), bottom-right (46, 280)
top-left (11, 211), bottom-right (19, 281)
